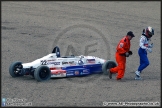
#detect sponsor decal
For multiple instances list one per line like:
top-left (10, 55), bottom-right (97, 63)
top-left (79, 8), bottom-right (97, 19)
top-left (144, 44), bottom-right (148, 47)
top-left (52, 72), bottom-right (62, 75)
top-left (67, 70), bottom-right (74, 73)
top-left (69, 61), bottom-right (75, 64)
top-left (81, 72), bottom-right (89, 75)
top-left (80, 69), bottom-right (89, 75)
top-left (49, 62), bottom-right (60, 65)
top-left (51, 73), bottom-right (66, 77)
top-left (47, 59), bottom-right (56, 61)
top-left (51, 71), bottom-right (66, 77)
top-left (119, 43), bottom-right (124, 48)
top-left (66, 70), bottom-right (75, 76)
top-left (75, 71), bottom-right (79, 75)
top-left (50, 67), bottom-right (56, 70)
top-left (62, 61), bottom-right (68, 65)
top-left (66, 73), bottom-right (74, 76)
top-left (83, 70), bottom-right (89, 73)
top-left (62, 61), bottom-right (75, 65)
top-left (81, 69), bottom-right (90, 75)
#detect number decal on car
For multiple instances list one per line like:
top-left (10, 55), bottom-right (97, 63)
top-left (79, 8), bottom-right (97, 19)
top-left (41, 60), bottom-right (47, 65)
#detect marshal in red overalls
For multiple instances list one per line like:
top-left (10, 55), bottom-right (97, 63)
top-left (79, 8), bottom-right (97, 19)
top-left (110, 31), bottom-right (134, 80)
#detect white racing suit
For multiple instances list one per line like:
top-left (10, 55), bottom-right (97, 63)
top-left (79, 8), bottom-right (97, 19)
top-left (137, 35), bottom-right (153, 72)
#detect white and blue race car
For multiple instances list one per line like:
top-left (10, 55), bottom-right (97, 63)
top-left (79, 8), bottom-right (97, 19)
top-left (9, 46), bottom-right (117, 82)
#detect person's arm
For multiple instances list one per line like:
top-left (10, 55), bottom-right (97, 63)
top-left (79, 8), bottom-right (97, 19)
top-left (117, 42), bottom-right (127, 54)
top-left (139, 36), bottom-right (147, 49)
top-left (139, 36), bottom-right (152, 53)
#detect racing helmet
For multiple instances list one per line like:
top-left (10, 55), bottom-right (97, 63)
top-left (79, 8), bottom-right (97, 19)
top-left (143, 26), bottom-right (154, 38)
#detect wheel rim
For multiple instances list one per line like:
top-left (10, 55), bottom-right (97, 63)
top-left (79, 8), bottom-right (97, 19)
top-left (39, 69), bottom-right (49, 79)
top-left (107, 63), bottom-right (114, 69)
top-left (14, 64), bottom-right (22, 75)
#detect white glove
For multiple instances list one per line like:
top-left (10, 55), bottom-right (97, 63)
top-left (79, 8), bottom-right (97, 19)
top-left (148, 43), bottom-right (153, 48)
top-left (146, 48), bottom-right (152, 53)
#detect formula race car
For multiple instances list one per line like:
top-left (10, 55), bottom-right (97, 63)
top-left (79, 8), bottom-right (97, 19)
top-left (9, 46), bottom-right (117, 82)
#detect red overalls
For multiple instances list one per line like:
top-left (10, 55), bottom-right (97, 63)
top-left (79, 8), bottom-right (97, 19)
top-left (110, 36), bottom-right (130, 79)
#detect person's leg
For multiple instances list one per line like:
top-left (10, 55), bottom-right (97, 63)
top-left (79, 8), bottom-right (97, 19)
top-left (116, 57), bottom-right (126, 79)
top-left (135, 48), bottom-right (143, 77)
top-left (110, 53), bottom-right (120, 73)
top-left (135, 48), bottom-right (149, 80)
top-left (110, 53), bottom-right (126, 79)
top-left (138, 50), bottom-right (149, 72)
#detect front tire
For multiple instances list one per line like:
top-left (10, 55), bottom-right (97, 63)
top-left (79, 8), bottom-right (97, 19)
top-left (102, 60), bottom-right (117, 75)
top-left (9, 61), bottom-right (24, 77)
top-left (34, 66), bottom-right (51, 82)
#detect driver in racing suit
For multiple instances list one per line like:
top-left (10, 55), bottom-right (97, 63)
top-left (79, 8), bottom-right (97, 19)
top-left (135, 26), bottom-right (154, 80)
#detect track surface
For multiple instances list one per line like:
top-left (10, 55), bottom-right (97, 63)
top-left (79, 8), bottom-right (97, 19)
top-left (1, 1), bottom-right (161, 107)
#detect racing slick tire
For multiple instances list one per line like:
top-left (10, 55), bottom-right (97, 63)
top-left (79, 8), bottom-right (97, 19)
top-left (102, 60), bottom-right (117, 75)
top-left (34, 65), bottom-right (51, 82)
top-left (9, 61), bottom-right (24, 77)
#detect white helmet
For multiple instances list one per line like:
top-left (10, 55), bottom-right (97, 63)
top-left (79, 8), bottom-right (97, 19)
top-left (143, 26), bottom-right (154, 38)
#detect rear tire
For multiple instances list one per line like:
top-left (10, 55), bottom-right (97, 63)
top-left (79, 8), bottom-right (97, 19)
top-left (34, 66), bottom-right (51, 82)
top-left (9, 61), bottom-right (24, 77)
top-left (102, 60), bottom-right (117, 75)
